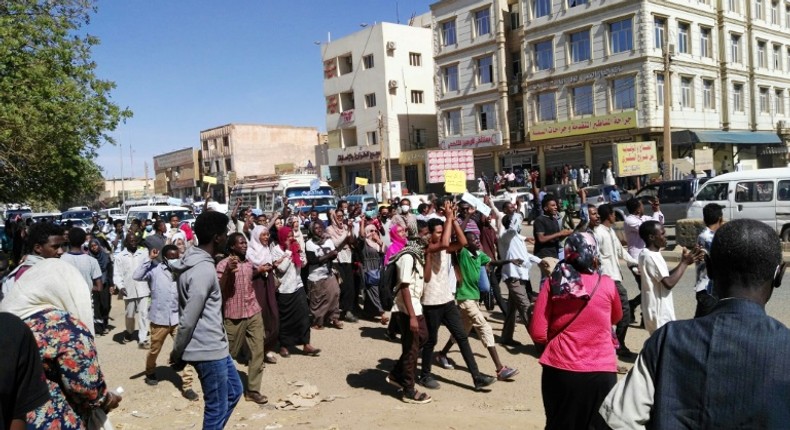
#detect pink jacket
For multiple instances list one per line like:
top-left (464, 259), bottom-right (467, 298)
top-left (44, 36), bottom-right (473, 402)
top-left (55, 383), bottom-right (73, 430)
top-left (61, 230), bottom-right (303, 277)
top-left (529, 273), bottom-right (622, 373)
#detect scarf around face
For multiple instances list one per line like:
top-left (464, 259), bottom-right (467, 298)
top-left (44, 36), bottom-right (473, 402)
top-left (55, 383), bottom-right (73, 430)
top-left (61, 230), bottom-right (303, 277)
top-left (549, 232), bottom-right (600, 300)
top-left (277, 226), bottom-right (302, 268)
top-left (88, 239), bottom-right (110, 273)
top-left (247, 225), bottom-right (273, 267)
top-left (365, 224), bottom-right (382, 253)
top-left (389, 215), bottom-right (425, 267)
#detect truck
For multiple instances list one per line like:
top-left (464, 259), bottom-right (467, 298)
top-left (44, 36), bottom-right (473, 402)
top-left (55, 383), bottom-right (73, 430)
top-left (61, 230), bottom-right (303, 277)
top-left (230, 174), bottom-right (338, 218)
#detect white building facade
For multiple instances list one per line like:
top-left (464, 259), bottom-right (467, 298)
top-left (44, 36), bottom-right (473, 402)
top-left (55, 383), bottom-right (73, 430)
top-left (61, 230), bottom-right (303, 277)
top-left (321, 21), bottom-right (438, 193)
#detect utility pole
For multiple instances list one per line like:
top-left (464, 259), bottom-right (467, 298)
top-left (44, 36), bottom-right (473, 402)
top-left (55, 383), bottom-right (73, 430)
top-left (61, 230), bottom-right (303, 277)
top-left (119, 141), bottom-right (125, 209)
top-left (662, 34), bottom-right (672, 181)
top-left (378, 112), bottom-right (389, 202)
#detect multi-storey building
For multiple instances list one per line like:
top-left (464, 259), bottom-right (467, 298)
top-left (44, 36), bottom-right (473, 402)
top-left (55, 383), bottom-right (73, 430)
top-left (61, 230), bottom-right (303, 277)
top-left (152, 148), bottom-right (201, 200)
top-left (520, 0), bottom-right (789, 184)
top-left (431, 0), bottom-right (532, 181)
top-left (199, 124), bottom-right (320, 202)
top-left (321, 19), bottom-right (437, 193)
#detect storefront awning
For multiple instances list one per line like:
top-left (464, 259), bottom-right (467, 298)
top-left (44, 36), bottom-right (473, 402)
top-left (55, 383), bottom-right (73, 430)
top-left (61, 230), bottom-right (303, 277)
top-left (672, 130), bottom-right (782, 145)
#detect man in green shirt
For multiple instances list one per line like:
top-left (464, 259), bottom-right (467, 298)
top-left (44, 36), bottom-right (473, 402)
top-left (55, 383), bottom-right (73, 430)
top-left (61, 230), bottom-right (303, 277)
top-left (439, 232), bottom-right (519, 381)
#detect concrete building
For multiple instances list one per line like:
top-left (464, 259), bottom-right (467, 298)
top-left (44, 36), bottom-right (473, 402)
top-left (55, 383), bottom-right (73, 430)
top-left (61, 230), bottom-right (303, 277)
top-left (519, 0), bottom-right (790, 185)
top-left (199, 124), bottom-right (320, 202)
top-left (101, 178), bottom-right (150, 202)
top-left (152, 148), bottom-right (201, 200)
top-left (321, 19), bottom-right (438, 194)
top-left (431, 0), bottom-right (529, 185)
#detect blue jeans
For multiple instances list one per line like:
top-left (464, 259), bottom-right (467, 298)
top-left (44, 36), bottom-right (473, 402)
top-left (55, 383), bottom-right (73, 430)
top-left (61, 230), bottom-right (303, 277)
top-left (192, 355), bottom-right (242, 430)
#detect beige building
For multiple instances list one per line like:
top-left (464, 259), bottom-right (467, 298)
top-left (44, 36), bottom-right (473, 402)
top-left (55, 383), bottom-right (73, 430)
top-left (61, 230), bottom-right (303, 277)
top-left (152, 148), bottom-right (201, 200)
top-left (200, 124), bottom-right (320, 202)
top-left (101, 178), bottom-right (150, 202)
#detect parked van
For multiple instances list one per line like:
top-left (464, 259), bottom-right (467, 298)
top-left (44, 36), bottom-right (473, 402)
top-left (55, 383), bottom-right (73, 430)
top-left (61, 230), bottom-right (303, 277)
top-left (687, 168), bottom-right (790, 240)
top-left (126, 205), bottom-right (195, 226)
top-left (98, 207), bottom-right (124, 219)
top-left (344, 194), bottom-right (378, 214)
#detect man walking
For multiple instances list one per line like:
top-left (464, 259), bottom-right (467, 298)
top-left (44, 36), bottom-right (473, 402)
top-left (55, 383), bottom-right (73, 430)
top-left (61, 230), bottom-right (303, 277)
top-left (114, 234), bottom-right (151, 348)
top-left (623, 197), bottom-right (664, 323)
top-left (601, 219), bottom-right (790, 428)
top-left (60, 228), bottom-right (103, 295)
top-left (534, 195), bottom-right (573, 279)
top-left (593, 204), bottom-right (639, 357)
top-left (171, 211), bottom-right (242, 429)
top-left (694, 203), bottom-right (724, 318)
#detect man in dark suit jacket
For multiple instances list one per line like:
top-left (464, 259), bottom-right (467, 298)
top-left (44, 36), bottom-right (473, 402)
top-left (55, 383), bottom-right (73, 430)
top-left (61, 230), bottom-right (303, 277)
top-left (600, 219), bottom-right (790, 429)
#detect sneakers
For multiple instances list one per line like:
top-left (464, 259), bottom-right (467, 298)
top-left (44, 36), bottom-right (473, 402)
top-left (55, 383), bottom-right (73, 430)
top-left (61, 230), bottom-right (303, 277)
top-left (417, 374), bottom-right (440, 390)
top-left (183, 389), bottom-right (199, 401)
top-left (496, 366), bottom-right (519, 381)
top-left (433, 353), bottom-right (455, 370)
top-left (473, 374), bottom-right (496, 391)
top-left (144, 374), bottom-right (158, 386)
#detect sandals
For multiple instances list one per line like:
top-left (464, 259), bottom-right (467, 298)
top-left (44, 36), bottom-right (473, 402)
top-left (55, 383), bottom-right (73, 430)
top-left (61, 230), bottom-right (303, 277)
top-left (265, 352), bottom-right (278, 364)
top-left (279, 347), bottom-right (290, 358)
top-left (330, 319), bottom-right (344, 329)
top-left (311, 324), bottom-right (324, 330)
top-left (402, 389), bottom-right (432, 404)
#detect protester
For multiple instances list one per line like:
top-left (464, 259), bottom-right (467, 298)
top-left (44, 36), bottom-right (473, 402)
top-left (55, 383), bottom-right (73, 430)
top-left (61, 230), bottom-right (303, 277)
top-left (623, 197), bottom-right (664, 324)
top-left (327, 209), bottom-right (358, 323)
top-left (216, 233), bottom-right (268, 405)
top-left (60, 228), bottom-right (103, 296)
top-left (246, 225), bottom-right (280, 364)
top-left (0, 259), bottom-right (121, 429)
top-left (1, 222), bottom-right (65, 300)
top-left (358, 220), bottom-right (387, 320)
top-left (143, 219), bottom-right (167, 261)
top-left (304, 221), bottom-right (343, 330)
top-left (601, 219), bottom-right (790, 428)
top-left (114, 234), bottom-right (151, 348)
top-left (529, 232), bottom-right (621, 429)
top-left (694, 203), bottom-right (724, 318)
top-left (637, 220), bottom-right (702, 334)
top-left (534, 195), bottom-right (573, 278)
top-left (87, 238), bottom-right (113, 335)
top-left (170, 211), bottom-right (242, 429)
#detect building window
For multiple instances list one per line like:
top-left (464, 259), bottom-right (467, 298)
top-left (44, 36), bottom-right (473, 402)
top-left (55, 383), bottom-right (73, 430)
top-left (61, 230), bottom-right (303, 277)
top-left (677, 22), bottom-right (689, 54)
top-left (223, 136), bottom-right (229, 148)
top-left (733, 83), bottom-right (744, 112)
top-left (572, 85), bottom-right (594, 116)
top-left (409, 52), bottom-right (421, 66)
top-left (611, 76), bottom-right (636, 110)
top-left (533, 0), bottom-right (551, 18)
top-left (363, 54), bottom-right (374, 70)
top-left (536, 92), bottom-right (556, 121)
top-left (478, 103), bottom-right (497, 130)
top-left (758, 41), bottom-right (767, 68)
top-left (413, 128), bottom-right (427, 148)
top-left (772, 0), bottom-right (779, 24)
top-left (442, 20), bottom-right (457, 46)
top-left (410, 90), bottom-right (424, 104)
top-left (367, 131), bottom-right (378, 145)
top-left (729, 0), bottom-right (740, 13)
top-left (656, 73), bottom-right (665, 106)
top-left (788, 47), bottom-right (790, 71)
top-left (364, 93), bottom-right (376, 108)
top-left (760, 87), bottom-right (770, 112)
top-left (681, 77), bottom-right (693, 107)
top-left (445, 110), bottom-right (461, 135)
top-left (756, 0), bottom-right (763, 20)
top-left (534, 40), bottom-right (553, 71)
top-left (478, 56), bottom-right (494, 84)
top-left (776, 89), bottom-right (785, 114)
top-left (568, 0), bottom-right (588, 7)
top-left (569, 29), bottom-right (591, 62)
top-left (224, 158), bottom-right (232, 172)
top-left (475, 8), bottom-right (491, 36)
top-left (610, 18), bottom-right (633, 54)
top-left (774, 45), bottom-right (782, 69)
top-left (654, 17), bottom-right (666, 49)
top-left (703, 79), bottom-right (714, 109)
top-left (700, 27), bottom-right (712, 58)
top-left (512, 52), bottom-right (522, 78)
top-left (442, 64), bottom-right (459, 92)
top-left (786, 5), bottom-right (790, 27)
top-left (509, 3), bottom-right (521, 29)
top-left (730, 34), bottom-right (741, 63)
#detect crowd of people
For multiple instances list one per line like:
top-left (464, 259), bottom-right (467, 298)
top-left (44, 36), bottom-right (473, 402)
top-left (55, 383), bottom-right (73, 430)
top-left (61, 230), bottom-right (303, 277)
top-left (2, 184), bottom-right (790, 429)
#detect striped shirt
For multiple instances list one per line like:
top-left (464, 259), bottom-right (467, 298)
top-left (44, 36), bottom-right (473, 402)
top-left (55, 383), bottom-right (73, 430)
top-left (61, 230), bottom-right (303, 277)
top-left (216, 257), bottom-right (261, 320)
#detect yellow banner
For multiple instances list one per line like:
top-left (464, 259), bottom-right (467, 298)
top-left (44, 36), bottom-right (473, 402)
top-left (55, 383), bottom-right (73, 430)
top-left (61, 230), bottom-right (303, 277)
top-left (444, 170), bottom-right (467, 193)
top-left (203, 175), bottom-right (217, 185)
top-left (616, 141), bottom-right (658, 177)
top-left (529, 111), bottom-right (638, 141)
top-left (355, 177), bottom-right (369, 186)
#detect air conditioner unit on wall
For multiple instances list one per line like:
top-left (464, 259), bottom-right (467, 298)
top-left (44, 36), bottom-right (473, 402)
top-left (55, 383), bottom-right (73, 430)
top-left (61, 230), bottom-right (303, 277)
top-left (667, 43), bottom-right (676, 55)
top-left (388, 80), bottom-right (399, 89)
top-left (386, 41), bottom-right (397, 50)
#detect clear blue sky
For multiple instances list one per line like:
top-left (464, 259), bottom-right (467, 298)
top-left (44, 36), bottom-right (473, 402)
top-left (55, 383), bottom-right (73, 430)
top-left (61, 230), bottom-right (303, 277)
top-left (89, 0), bottom-right (432, 178)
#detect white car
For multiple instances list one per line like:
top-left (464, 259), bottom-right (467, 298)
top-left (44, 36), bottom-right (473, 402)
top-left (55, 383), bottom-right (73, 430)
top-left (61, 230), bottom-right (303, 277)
top-left (492, 187), bottom-right (534, 220)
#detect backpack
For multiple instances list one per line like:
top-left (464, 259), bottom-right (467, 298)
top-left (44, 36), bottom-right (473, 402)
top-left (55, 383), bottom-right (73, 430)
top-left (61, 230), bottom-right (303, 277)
top-left (379, 251), bottom-right (421, 308)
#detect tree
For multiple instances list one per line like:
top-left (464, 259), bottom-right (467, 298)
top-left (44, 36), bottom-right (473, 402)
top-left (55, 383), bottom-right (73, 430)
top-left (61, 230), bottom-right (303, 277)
top-left (0, 0), bottom-right (132, 206)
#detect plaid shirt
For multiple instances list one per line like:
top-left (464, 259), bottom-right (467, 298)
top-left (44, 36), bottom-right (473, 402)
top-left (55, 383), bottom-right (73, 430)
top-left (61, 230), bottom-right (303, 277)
top-left (216, 257), bottom-right (261, 319)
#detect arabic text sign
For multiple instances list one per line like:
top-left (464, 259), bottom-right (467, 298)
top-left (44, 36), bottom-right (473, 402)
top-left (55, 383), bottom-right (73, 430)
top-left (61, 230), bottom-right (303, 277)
top-left (616, 141), bottom-right (658, 177)
top-left (529, 111), bottom-right (638, 141)
top-left (444, 170), bottom-right (467, 193)
top-left (203, 175), bottom-right (217, 185)
top-left (355, 177), bottom-right (369, 186)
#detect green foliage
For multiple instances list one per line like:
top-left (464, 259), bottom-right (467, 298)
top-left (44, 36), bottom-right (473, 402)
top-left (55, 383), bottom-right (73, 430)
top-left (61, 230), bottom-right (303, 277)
top-left (0, 0), bottom-right (132, 206)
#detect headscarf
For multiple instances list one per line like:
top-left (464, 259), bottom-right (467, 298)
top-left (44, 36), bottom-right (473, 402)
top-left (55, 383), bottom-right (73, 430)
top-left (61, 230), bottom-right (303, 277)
top-left (0, 259), bottom-right (95, 334)
top-left (549, 232), bottom-right (600, 300)
top-left (384, 223), bottom-right (407, 265)
top-left (247, 224), bottom-right (273, 267)
top-left (389, 215), bottom-right (425, 266)
top-left (88, 239), bottom-right (110, 282)
top-left (325, 209), bottom-right (348, 246)
top-left (277, 226), bottom-right (302, 268)
top-left (365, 224), bottom-right (383, 253)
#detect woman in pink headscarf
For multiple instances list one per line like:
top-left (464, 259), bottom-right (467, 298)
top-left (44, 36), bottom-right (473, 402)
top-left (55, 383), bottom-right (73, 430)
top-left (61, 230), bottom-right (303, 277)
top-left (383, 223), bottom-right (407, 265)
top-left (271, 227), bottom-right (320, 357)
